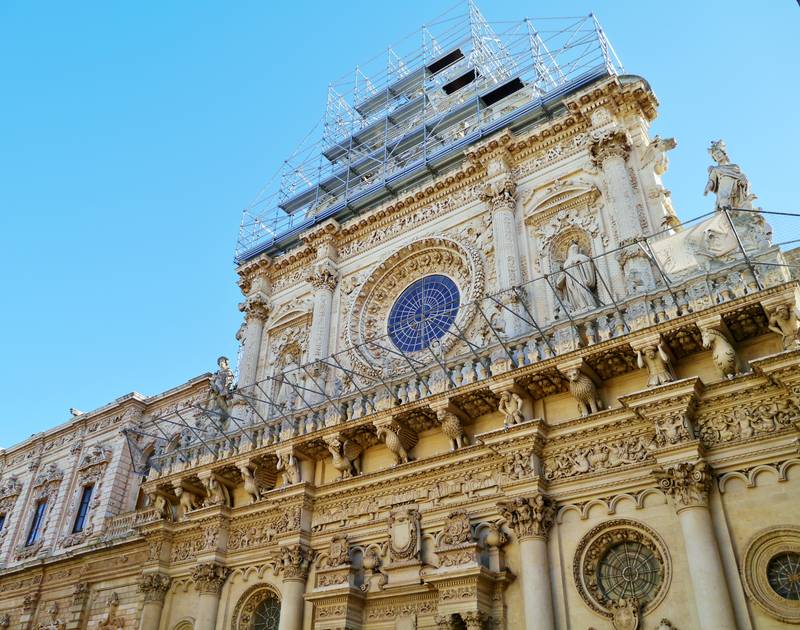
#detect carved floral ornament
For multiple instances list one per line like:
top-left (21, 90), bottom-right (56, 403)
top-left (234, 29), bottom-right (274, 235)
top-left (573, 519), bottom-right (671, 620)
top-left (231, 584), bottom-right (281, 630)
top-left (741, 526), bottom-right (800, 623)
top-left (346, 235), bottom-right (485, 374)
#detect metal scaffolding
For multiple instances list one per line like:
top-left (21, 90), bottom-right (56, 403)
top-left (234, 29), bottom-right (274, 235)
top-left (235, 3), bottom-right (623, 264)
top-left (127, 208), bottom-right (798, 476)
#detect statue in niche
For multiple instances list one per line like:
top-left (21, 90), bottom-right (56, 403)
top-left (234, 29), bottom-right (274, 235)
top-left (704, 139), bottom-right (754, 211)
top-left (276, 352), bottom-right (302, 410)
top-left (556, 241), bottom-right (598, 312)
top-left (206, 356), bottom-right (235, 430)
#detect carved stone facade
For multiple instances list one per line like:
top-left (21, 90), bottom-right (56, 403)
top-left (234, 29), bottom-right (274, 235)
top-left (0, 16), bottom-right (797, 630)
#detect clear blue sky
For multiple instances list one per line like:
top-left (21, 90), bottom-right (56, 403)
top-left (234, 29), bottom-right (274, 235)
top-left (1, 1), bottom-right (798, 447)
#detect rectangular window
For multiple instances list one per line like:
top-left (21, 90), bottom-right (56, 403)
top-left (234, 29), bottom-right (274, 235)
top-left (26, 501), bottom-right (47, 546)
top-left (72, 485), bottom-right (94, 533)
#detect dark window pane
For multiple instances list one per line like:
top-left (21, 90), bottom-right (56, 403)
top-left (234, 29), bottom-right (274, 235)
top-left (26, 501), bottom-right (47, 546)
top-left (72, 485), bottom-right (94, 533)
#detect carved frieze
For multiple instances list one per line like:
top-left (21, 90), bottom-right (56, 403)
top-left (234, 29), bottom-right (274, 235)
top-left (543, 434), bottom-right (651, 481)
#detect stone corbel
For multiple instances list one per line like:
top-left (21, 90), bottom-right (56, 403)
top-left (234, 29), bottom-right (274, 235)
top-left (761, 291), bottom-right (800, 351)
top-left (489, 378), bottom-right (535, 429)
top-left (197, 470), bottom-right (233, 509)
top-left (236, 253), bottom-right (272, 297)
top-left (373, 417), bottom-right (417, 465)
top-left (430, 400), bottom-right (470, 451)
top-left (302, 218), bottom-right (341, 261)
top-left (557, 358), bottom-right (604, 417)
top-left (275, 447), bottom-right (305, 486)
top-left (696, 314), bottom-right (748, 379)
top-left (630, 333), bottom-right (677, 387)
top-left (172, 479), bottom-right (204, 517)
top-left (236, 459), bottom-right (275, 503)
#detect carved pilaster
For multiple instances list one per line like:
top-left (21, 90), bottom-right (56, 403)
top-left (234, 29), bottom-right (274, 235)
top-left (654, 460), bottom-right (713, 512)
top-left (497, 493), bottom-right (555, 541)
top-left (139, 573), bottom-right (171, 604)
top-left (191, 562), bottom-right (230, 594)
top-left (306, 259), bottom-right (339, 292)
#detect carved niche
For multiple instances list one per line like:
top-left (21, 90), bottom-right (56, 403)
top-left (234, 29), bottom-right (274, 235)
top-left (346, 235), bottom-right (485, 376)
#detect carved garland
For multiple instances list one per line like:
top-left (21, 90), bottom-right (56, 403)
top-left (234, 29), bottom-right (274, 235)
top-left (231, 584), bottom-right (281, 630)
top-left (573, 518), bottom-right (671, 619)
top-left (346, 235), bottom-right (485, 375)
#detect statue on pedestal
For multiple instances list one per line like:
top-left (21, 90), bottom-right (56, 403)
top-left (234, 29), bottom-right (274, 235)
top-left (206, 356), bottom-right (235, 429)
top-left (704, 139), bottom-right (754, 211)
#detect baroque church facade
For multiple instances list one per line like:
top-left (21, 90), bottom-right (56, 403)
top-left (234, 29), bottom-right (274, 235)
top-left (1, 9), bottom-right (799, 630)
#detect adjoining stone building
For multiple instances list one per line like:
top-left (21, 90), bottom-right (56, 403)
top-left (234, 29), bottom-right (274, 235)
top-left (1, 6), bottom-right (799, 630)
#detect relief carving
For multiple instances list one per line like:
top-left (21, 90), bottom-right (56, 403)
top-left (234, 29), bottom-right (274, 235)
top-left (654, 461), bottom-right (713, 511)
top-left (498, 493), bottom-right (555, 541)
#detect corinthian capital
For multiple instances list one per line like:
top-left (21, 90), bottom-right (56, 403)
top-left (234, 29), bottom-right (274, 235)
top-left (279, 543), bottom-right (314, 581)
top-left (480, 177), bottom-right (517, 212)
top-left (307, 259), bottom-right (339, 292)
top-left (240, 293), bottom-right (271, 322)
top-left (139, 572), bottom-right (171, 603)
top-left (590, 128), bottom-right (631, 167)
top-left (191, 562), bottom-right (230, 594)
top-left (498, 493), bottom-right (555, 541)
top-left (654, 460), bottom-right (713, 511)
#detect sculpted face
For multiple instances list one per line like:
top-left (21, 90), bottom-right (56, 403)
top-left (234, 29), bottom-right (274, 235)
top-left (217, 356), bottom-right (229, 369)
top-left (567, 368), bottom-right (580, 382)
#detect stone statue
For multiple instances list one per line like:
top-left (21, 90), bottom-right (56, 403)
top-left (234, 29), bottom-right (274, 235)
top-left (704, 139), bottom-right (754, 211)
top-left (564, 368), bottom-right (603, 417)
top-left (498, 391), bottom-right (525, 428)
top-left (276, 353), bottom-right (302, 410)
top-left (174, 486), bottom-right (201, 514)
top-left (324, 435), bottom-right (364, 479)
top-left (276, 452), bottom-right (300, 486)
top-left (376, 423), bottom-right (410, 465)
top-left (207, 356), bottom-right (235, 428)
top-left (701, 327), bottom-right (745, 379)
top-left (636, 343), bottom-right (675, 386)
top-left (768, 303), bottom-right (800, 350)
top-left (556, 242), bottom-right (598, 312)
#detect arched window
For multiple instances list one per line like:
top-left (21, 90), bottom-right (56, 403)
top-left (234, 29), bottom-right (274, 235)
top-left (251, 594), bottom-right (280, 630)
top-left (232, 585), bottom-right (281, 630)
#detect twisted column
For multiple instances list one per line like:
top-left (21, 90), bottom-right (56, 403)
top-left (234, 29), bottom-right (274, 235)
top-left (498, 493), bottom-right (556, 630)
top-left (655, 461), bottom-right (737, 630)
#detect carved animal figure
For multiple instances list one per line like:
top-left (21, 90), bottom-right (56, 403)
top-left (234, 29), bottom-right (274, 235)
top-left (324, 436), bottom-right (363, 479)
top-left (701, 327), bottom-right (744, 379)
top-left (376, 425), bottom-right (409, 464)
top-left (276, 452), bottom-right (301, 485)
top-left (174, 486), bottom-right (201, 514)
top-left (237, 463), bottom-right (262, 503)
top-left (438, 410), bottom-right (468, 451)
top-left (565, 368), bottom-right (603, 417)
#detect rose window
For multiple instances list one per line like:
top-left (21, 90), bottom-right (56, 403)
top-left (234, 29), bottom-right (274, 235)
top-left (251, 594), bottom-right (280, 630)
top-left (597, 541), bottom-right (663, 603)
top-left (387, 274), bottom-right (460, 352)
top-left (767, 552), bottom-right (800, 600)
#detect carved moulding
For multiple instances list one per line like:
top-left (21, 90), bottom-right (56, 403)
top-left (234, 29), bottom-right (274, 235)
top-left (231, 583), bottom-right (281, 630)
top-left (741, 526), bottom-right (800, 623)
top-left (345, 235), bottom-right (485, 376)
top-left (573, 519), bottom-right (671, 621)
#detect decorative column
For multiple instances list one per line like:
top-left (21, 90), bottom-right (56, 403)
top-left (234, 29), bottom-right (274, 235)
top-left (138, 573), bottom-right (171, 630)
top-left (655, 461), bottom-right (737, 630)
top-left (277, 544), bottom-right (312, 630)
top-left (590, 128), bottom-right (655, 293)
top-left (498, 492), bottom-right (556, 630)
top-left (191, 562), bottom-right (230, 629)
top-left (236, 254), bottom-right (272, 391)
top-left (478, 144), bottom-right (525, 338)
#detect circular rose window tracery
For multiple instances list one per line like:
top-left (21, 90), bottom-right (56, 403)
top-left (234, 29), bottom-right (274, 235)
top-left (573, 519), bottom-right (670, 619)
top-left (388, 274), bottom-right (460, 352)
top-left (742, 526), bottom-right (800, 623)
top-left (346, 236), bottom-right (484, 375)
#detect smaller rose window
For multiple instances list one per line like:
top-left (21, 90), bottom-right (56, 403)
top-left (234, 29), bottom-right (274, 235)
top-left (387, 274), bottom-right (460, 353)
top-left (597, 541), bottom-right (663, 603)
top-left (767, 552), bottom-right (800, 601)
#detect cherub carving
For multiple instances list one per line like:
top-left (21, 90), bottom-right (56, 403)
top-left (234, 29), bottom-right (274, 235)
top-left (636, 342), bottom-right (675, 386)
top-left (498, 391), bottom-right (525, 428)
top-left (768, 303), bottom-right (800, 350)
top-left (565, 368), bottom-right (603, 416)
